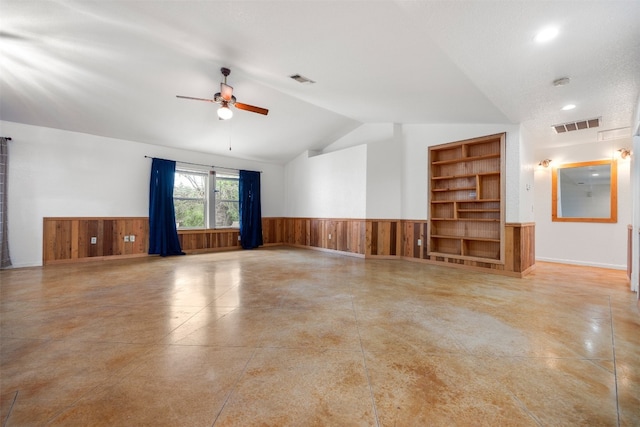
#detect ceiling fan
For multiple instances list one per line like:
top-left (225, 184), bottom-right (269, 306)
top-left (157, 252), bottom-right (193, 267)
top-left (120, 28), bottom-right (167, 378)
top-left (176, 67), bottom-right (269, 120)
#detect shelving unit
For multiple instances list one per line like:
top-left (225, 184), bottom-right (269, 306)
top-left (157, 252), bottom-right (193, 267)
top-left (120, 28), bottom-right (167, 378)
top-left (427, 133), bottom-right (505, 264)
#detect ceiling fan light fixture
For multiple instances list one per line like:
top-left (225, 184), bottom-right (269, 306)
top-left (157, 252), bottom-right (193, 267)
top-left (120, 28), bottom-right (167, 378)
top-left (177, 67), bottom-right (268, 118)
top-left (217, 102), bottom-right (233, 120)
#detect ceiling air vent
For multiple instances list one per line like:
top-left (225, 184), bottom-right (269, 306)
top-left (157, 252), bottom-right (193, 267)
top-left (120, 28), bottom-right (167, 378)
top-left (289, 74), bottom-right (316, 84)
top-left (552, 117), bottom-right (600, 133)
top-left (597, 127), bottom-right (630, 142)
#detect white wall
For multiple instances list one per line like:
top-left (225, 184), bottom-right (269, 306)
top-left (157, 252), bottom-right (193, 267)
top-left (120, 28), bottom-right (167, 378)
top-left (365, 124), bottom-right (402, 219)
top-left (284, 146), bottom-right (367, 218)
top-left (285, 123), bottom-right (526, 223)
top-left (2, 121), bottom-right (285, 267)
top-left (321, 123), bottom-right (393, 155)
top-left (319, 122), bottom-right (402, 219)
top-left (630, 95), bottom-right (640, 293)
top-left (517, 125), bottom-right (536, 222)
top-left (632, 133), bottom-right (640, 292)
top-left (534, 139), bottom-right (631, 270)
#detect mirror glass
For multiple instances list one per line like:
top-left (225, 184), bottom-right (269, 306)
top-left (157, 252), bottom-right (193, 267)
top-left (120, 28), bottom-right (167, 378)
top-left (552, 159), bottom-right (617, 223)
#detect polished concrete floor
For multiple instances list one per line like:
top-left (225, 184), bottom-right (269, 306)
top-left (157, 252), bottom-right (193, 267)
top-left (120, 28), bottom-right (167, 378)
top-left (1, 247), bottom-right (638, 426)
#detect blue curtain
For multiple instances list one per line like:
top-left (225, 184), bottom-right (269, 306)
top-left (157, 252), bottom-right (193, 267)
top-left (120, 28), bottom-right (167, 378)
top-left (239, 170), bottom-right (263, 249)
top-left (149, 158), bottom-right (184, 256)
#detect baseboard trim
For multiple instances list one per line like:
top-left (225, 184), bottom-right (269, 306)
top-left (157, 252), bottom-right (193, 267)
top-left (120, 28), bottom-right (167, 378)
top-left (43, 253), bottom-right (149, 266)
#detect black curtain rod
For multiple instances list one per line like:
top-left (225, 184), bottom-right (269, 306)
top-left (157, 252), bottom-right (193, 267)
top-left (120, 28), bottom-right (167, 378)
top-left (2, 137), bottom-right (11, 140)
top-left (144, 156), bottom-right (261, 173)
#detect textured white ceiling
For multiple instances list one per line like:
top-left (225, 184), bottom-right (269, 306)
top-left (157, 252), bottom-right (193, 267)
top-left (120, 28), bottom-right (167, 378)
top-left (1, 0), bottom-right (639, 164)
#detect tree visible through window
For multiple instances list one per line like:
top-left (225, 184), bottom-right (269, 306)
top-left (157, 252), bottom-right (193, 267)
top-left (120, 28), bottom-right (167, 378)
top-left (173, 171), bottom-right (206, 228)
top-left (215, 174), bottom-right (239, 227)
top-left (173, 169), bottom-right (239, 229)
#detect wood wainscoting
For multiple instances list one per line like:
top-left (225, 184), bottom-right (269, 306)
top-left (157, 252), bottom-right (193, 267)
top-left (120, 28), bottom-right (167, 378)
top-left (43, 217), bottom-right (149, 265)
top-left (401, 220), bottom-right (429, 260)
top-left (266, 217), bottom-right (535, 277)
top-left (43, 216), bottom-right (535, 276)
top-left (505, 223), bottom-right (536, 276)
top-left (177, 229), bottom-right (241, 254)
top-left (267, 218), bottom-right (402, 258)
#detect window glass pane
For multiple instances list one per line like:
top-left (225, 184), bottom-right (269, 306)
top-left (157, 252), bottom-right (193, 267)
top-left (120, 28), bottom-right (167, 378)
top-left (215, 200), bottom-right (239, 227)
top-left (215, 174), bottom-right (239, 227)
top-left (174, 171), bottom-right (207, 229)
top-left (174, 199), bottom-right (205, 228)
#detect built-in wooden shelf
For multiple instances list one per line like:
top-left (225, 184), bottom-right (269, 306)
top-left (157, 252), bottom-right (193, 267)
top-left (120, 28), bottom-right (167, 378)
top-left (431, 218), bottom-right (500, 222)
top-left (430, 235), bottom-right (501, 243)
top-left (430, 152), bottom-right (501, 166)
top-left (428, 133), bottom-right (506, 265)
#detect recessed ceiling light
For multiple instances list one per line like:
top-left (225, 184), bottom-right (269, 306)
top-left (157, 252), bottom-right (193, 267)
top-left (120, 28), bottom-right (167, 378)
top-left (535, 27), bottom-right (559, 43)
top-left (562, 104), bottom-right (576, 111)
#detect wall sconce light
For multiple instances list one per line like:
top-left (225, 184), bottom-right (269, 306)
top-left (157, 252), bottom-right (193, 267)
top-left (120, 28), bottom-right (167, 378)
top-left (539, 159), bottom-right (552, 168)
top-left (618, 148), bottom-right (631, 159)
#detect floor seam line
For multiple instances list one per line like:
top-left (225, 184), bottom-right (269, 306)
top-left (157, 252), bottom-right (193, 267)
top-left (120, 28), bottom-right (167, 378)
top-left (210, 347), bottom-right (258, 427)
top-left (608, 295), bottom-right (620, 427)
top-left (2, 390), bottom-right (18, 427)
top-left (351, 300), bottom-right (381, 427)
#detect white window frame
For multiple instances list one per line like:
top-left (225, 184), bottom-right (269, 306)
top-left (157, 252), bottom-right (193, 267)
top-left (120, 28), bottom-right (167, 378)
top-left (173, 168), bottom-right (209, 229)
top-left (212, 172), bottom-right (240, 229)
top-left (173, 167), bottom-right (240, 230)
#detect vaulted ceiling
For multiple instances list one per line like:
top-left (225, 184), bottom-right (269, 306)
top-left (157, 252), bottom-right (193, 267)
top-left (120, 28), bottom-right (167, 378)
top-left (2, 1), bottom-right (639, 164)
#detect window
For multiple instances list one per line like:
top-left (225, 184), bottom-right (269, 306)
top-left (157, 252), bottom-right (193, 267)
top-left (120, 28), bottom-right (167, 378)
top-left (173, 170), bottom-right (207, 229)
top-left (214, 173), bottom-right (239, 227)
top-left (173, 169), bottom-right (239, 229)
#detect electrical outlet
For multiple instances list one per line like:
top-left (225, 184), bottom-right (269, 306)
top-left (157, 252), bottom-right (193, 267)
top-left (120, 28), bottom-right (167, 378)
top-left (328, 233), bottom-right (332, 240)
top-left (129, 235), bottom-right (135, 242)
top-left (124, 235), bottom-right (130, 243)
top-left (238, 235), bottom-right (241, 241)
top-left (90, 237), bottom-right (97, 244)
top-left (417, 239), bottom-right (421, 246)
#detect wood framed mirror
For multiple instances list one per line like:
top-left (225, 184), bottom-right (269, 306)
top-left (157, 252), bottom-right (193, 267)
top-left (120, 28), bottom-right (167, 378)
top-left (552, 159), bottom-right (617, 223)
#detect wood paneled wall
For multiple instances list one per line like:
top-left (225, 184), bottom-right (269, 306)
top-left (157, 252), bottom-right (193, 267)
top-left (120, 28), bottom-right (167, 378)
top-left (43, 216), bottom-right (535, 276)
top-left (267, 217), bottom-right (534, 277)
top-left (627, 225), bottom-right (632, 281)
top-left (505, 223), bottom-right (536, 276)
top-left (278, 218), bottom-right (367, 255)
top-left (177, 229), bottom-right (241, 253)
top-left (266, 218), bottom-right (402, 257)
top-left (401, 220), bottom-right (429, 260)
top-left (43, 217), bottom-right (148, 265)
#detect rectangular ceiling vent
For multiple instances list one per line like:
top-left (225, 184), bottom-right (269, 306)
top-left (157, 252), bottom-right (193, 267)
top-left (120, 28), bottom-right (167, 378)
top-left (289, 74), bottom-right (316, 84)
top-left (552, 117), bottom-right (600, 133)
